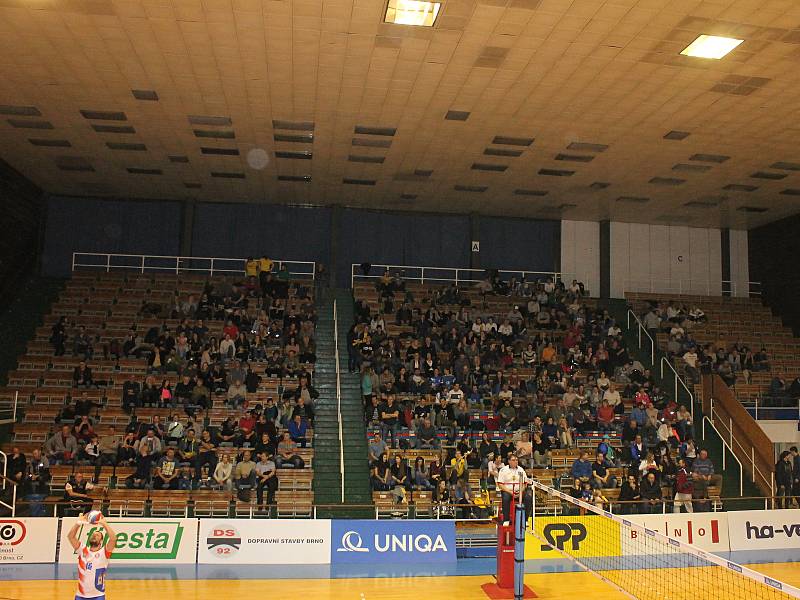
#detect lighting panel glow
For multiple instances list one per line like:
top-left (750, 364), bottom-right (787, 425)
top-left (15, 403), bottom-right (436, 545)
top-left (680, 35), bottom-right (744, 59)
top-left (385, 0), bottom-right (441, 27)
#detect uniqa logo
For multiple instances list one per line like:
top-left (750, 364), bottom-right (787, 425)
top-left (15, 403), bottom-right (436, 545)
top-left (336, 531), bottom-right (448, 553)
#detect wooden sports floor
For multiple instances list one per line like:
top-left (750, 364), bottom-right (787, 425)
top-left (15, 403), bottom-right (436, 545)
top-left (3, 562), bottom-right (798, 600)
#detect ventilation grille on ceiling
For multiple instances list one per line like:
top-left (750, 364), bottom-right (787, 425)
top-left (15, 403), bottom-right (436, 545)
top-left (400, 193), bottom-right (417, 200)
top-left (188, 115), bottom-right (232, 126)
top-left (556, 154), bottom-right (593, 163)
top-left (55, 156), bottom-right (94, 172)
top-left (472, 163), bottom-right (507, 172)
top-left (349, 155), bottom-right (385, 164)
top-left (539, 168), bottom-right (574, 177)
top-left (354, 125), bottom-right (396, 136)
top-left (751, 171), bottom-right (786, 180)
top-left (673, 163), bottom-right (712, 172)
top-left (343, 178), bottom-right (376, 185)
top-left (454, 184), bottom-right (487, 192)
top-left (132, 89), bottom-right (159, 101)
top-left (684, 200), bottom-right (720, 208)
top-left (484, 148), bottom-right (522, 157)
top-left (723, 183), bottom-right (758, 192)
top-left (81, 110), bottom-right (127, 121)
top-left (414, 169), bottom-right (433, 177)
top-left (92, 124), bottom-right (135, 134)
top-left (275, 133), bottom-right (313, 143)
top-left (169, 155), bottom-right (189, 163)
top-left (107, 142), bottom-right (146, 151)
top-left (276, 150), bottom-right (312, 160)
top-left (29, 138), bottom-right (70, 147)
top-left (737, 206), bottom-right (767, 213)
top-left (0, 105), bottom-right (41, 116)
top-left (771, 162), bottom-right (800, 171)
top-left (278, 175), bottom-right (312, 182)
top-left (445, 110), bottom-right (470, 121)
top-left (710, 75), bottom-right (771, 96)
top-left (617, 196), bottom-right (650, 204)
top-left (664, 130), bottom-right (690, 140)
top-left (650, 177), bottom-right (686, 186)
top-left (184, 182), bottom-right (202, 188)
top-left (8, 119), bottom-right (54, 129)
top-left (690, 153), bottom-right (730, 163)
top-left (127, 167), bottom-right (162, 175)
top-left (272, 120), bottom-right (314, 131)
top-left (492, 136), bottom-right (534, 146)
top-left (656, 214), bottom-right (693, 223)
top-left (211, 171), bottom-right (245, 179)
top-left (567, 142), bottom-right (608, 152)
top-left (194, 129), bottom-right (235, 139)
top-left (589, 182), bottom-right (610, 190)
top-left (201, 147), bottom-right (240, 156)
top-left (559, 203), bottom-right (577, 210)
top-left (780, 189), bottom-right (800, 196)
top-left (514, 189), bottom-right (548, 196)
top-left (352, 137), bottom-right (392, 148)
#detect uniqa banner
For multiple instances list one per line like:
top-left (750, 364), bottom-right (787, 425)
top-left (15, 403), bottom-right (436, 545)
top-left (330, 520), bottom-right (456, 564)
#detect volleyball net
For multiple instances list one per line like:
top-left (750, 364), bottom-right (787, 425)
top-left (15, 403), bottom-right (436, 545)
top-left (529, 480), bottom-right (800, 600)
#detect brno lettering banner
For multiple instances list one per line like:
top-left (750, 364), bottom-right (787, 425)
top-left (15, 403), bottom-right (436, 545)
top-left (623, 513), bottom-right (730, 553)
top-left (198, 519), bottom-right (331, 564)
top-left (727, 509), bottom-right (800, 552)
top-left (0, 518), bottom-right (58, 563)
top-left (331, 520), bottom-right (456, 564)
top-left (58, 518), bottom-right (198, 563)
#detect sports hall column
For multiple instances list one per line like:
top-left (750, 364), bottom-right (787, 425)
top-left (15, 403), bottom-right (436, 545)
top-left (180, 199), bottom-right (195, 257)
top-left (599, 220), bottom-right (610, 299)
top-left (721, 228), bottom-right (731, 296)
top-left (470, 212), bottom-right (480, 270)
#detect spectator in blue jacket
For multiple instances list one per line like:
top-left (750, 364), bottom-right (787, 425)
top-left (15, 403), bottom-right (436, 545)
top-left (287, 414), bottom-right (308, 448)
top-left (630, 402), bottom-right (648, 427)
top-left (570, 451), bottom-right (593, 484)
top-left (630, 434), bottom-right (646, 465)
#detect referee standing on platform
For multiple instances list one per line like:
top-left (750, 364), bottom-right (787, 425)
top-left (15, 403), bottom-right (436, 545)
top-left (498, 453), bottom-right (534, 529)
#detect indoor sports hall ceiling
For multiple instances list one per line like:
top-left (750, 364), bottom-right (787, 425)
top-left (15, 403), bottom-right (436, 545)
top-left (1, 0), bottom-right (800, 228)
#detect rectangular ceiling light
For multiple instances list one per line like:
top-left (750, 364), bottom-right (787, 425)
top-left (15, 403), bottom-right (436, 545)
top-left (680, 35), bottom-right (743, 59)
top-left (385, 0), bottom-right (440, 26)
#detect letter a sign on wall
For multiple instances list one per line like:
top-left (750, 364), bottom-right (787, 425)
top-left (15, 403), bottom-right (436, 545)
top-left (471, 241), bottom-right (480, 252)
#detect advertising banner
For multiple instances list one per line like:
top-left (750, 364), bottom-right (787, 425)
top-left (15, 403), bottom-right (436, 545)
top-left (331, 520), bottom-right (456, 564)
top-left (58, 518), bottom-right (198, 563)
top-left (0, 518), bottom-right (58, 563)
top-left (198, 519), bottom-right (331, 564)
top-left (526, 515), bottom-right (621, 560)
top-left (623, 513), bottom-right (730, 553)
top-left (727, 509), bottom-right (800, 552)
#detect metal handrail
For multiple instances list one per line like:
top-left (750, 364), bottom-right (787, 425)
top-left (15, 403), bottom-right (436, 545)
top-left (72, 252), bottom-right (316, 279)
top-left (660, 357), bottom-right (695, 421)
top-left (745, 396), bottom-right (800, 421)
top-left (0, 458), bottom-right (17, 516)
top-left (333, 298), bottom-right (345, 503)
top-left (351, 263), bottom-right (563, 288)
top-left (702, 415), bottom-right (744, 495)
top-left (626, 308), bottom-right (655, 365)
top-left (706, 398), bottom-right (774, 498)
top-left (0, 390), bottom-right (18, 425)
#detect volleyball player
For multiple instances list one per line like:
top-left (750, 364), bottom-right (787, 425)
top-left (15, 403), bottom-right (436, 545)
top-left (67, 513), bottom-right (117, 600)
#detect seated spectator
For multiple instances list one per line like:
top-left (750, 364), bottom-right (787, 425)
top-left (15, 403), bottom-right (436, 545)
top-left (413, 456), bottom-right (434, 490)
top-left (72, 326), bottom-right (94, 359)
top-left (592, 453), bottom-right (616, 489)
top-left (639, 471), bottom-right (662, 513)
top-left (122, 374), bottom-right (141, 412)
top-left (72, 361), bottom-right (94, 388)
top-left (214, 453), bottom-right (233, 490)
top-left (26, 449), bottom-right (50, 495)
top-left (255, 451), bottom-right (278, 507)
top-left (618, 474), bottom-right (640, 514)
top-left (7, 447), bottom-right (26, 486)
top-left (416, 417), bottom-right (439, 450)
top-left (371, 453), bottom-right (391, 491)
top-left (154, 448), bottom-right (180, 489)
top-left (596, 400), bottom-right (615, 432)
top-left (227, 378), bottom-right (247, 408)
top-left (532, 432), bottom-right (552, 468)
top-left (275, 432), bottom-right (305, 468)
top-left (130, 446), bottom-right (154, 489)
top-left (45, 425), bottom-right (78, 465)
top-left (570, 451), bottom-right (592, 484)
top-left (288, 414), bottom-right (309, 448)
top-left (135, 428), bottom-right (163, 458)
top-left (64, 472), bottom-right (95, 514)
top-left (234, 449), bottom-right (257, 489)
top-left (690, 449), bottom-right (723, 511)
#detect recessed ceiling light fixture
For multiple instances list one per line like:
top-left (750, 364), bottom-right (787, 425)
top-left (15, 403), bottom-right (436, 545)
top-left (680, 35), bottom-right (743, 59)
top-left (385, 0), bottom-right (440, 26)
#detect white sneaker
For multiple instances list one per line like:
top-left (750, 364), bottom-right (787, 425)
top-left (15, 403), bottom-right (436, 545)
top-left (502, 521), bottom-right (510, 526)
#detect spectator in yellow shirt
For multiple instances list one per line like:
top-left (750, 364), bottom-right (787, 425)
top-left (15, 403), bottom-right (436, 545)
top-left (245, 257), bottom-right (259, 277)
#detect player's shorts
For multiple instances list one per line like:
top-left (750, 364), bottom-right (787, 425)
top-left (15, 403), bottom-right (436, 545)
top-left (75, 596), bottom-right (105, 600)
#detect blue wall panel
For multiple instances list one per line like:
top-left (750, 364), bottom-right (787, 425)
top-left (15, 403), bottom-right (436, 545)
top-left (191, 203), bottom-right (331, 266)
top-left (479, 216), bottom-right (560, 273)
top-left (41, 196), bottom-right (182, 276)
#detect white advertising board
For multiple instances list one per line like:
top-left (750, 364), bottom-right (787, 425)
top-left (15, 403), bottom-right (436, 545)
top-left (198, 519), bottom-right (331, 564)
top-left (727, 509), bottom-right (800, 552)
top-left (623, 513), bottom-right (730, 553)
top-left (58, 518), bottom-right (198, 563)
top-left (0, 518), bottom-right (58, 563)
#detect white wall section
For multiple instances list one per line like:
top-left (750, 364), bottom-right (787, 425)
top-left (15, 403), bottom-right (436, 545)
top-left (560, 220), bottom-right (600, 297)
top-left (729, 229), bottom-right (750, 298)
top-left (610, 222), bottom-right (722, 298)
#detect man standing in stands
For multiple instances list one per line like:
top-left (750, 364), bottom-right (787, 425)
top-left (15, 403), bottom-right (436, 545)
top-left (497, 454), bottom-right (533, 529)
top-left (691, 448), bottom-right (722, 511)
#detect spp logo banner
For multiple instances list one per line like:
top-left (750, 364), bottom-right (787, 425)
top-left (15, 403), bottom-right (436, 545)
top-left (525, 516), bottom-right (621, 560)
top-left (331, 520), bottom-right (456, 564)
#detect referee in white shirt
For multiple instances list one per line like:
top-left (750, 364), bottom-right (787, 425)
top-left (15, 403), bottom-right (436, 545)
top-left (497, 453), bottom-right (533, 528)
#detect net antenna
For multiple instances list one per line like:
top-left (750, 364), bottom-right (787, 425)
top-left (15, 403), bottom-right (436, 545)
top-left (529, 480), bottom-right (800, 600)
